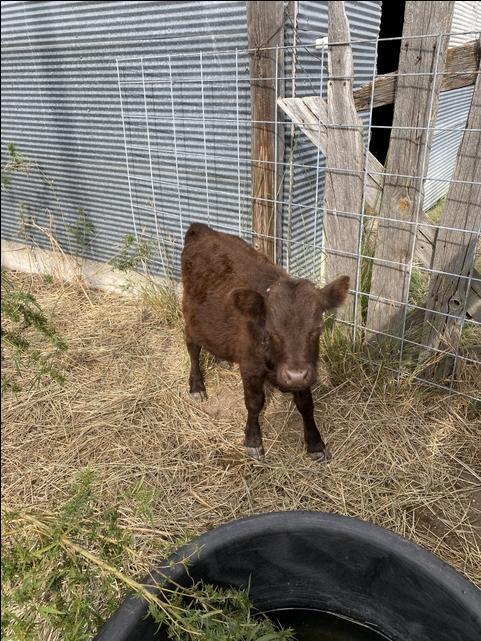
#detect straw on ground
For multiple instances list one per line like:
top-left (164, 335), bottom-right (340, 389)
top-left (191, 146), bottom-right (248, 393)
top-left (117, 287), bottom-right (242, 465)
top-left (1, 271), bottom-right (480, 640)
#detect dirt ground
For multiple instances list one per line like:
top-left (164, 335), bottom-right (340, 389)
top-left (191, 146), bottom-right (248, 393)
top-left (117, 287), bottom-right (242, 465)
top-left (2, 271), bottom-right (481, 590)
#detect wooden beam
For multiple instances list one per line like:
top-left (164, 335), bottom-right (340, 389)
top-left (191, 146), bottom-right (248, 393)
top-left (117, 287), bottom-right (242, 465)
top-left (420, 72), bottom-right (481, 380)
top-left (353, 39), bottom-right (480, 111)
top-left (279, 39), bottom-right (480, 115)
top-left (366, 1), bottom-right (455, 342)
top-left (323, 1), bottom-right (365, 319)
top-left (278, 96), bottom-right (383, 208)
top-left (278, 95), bottom-right (432, 256)
top-left (246, 1), bottom-right (284, 260)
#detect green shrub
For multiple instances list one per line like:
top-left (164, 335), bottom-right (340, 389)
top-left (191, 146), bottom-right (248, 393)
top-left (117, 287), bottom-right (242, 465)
top-left (1, 470), bottom-right (293, 641)
top-left (1, 270), bottom-right (67, 392)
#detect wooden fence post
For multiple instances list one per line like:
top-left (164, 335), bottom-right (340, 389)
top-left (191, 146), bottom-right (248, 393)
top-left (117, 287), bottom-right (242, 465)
top-left (247, 1), bottom-right (284, 261)
top-left (366, 1), bottom-right (455, 342)
top-left (324, 0), bottom-right (365, 320)
top-left (420, 70), bottom-right (481, 380)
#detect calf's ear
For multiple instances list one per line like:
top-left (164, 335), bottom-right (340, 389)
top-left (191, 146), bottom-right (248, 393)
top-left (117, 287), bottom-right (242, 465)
top-left (231, 288), bottom-right (265, 318)
top-left (319, 275), bottom-right (350, 310)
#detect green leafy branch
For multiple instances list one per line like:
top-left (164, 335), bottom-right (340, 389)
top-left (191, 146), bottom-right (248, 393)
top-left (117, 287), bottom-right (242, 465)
top-left (1, 270), bottom-right (67, 392)
top-left (1, 470), bottom-right (292, 641)
top-left (2, 143), bottom-right (95, 255)
top-left (1, 143), bottom-right (32, 190)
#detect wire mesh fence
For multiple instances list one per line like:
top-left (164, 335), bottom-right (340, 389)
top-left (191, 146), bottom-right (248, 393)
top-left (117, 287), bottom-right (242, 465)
top-left (115, 28), bottom-right (481, 402)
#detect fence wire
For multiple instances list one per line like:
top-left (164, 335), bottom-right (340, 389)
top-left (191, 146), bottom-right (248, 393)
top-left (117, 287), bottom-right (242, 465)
top-left (116, 29), bottom-right (481, 402)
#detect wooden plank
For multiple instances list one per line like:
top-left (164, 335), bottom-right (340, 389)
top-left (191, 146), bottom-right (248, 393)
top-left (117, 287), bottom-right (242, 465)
top-left (323, 1), bottom-right (365, 319)
top-left (279, 95), bottom-right (433, 262)
top-left (278, 96), bottom-right (383, 208)
top-left (366, 1), bottom-right (455, 342)
top-left (284, 1), bottom-right (299, 270)
top-left (420, 72), bottom-right (481, 380)
top-left (280, 39), bottom-right (480, 115)
top-left (353, 39), bottom-right (480, 111)
top-left (278, 97), bottom-right (326, 150)
top-left (246, 1), bottom-right (284, 260)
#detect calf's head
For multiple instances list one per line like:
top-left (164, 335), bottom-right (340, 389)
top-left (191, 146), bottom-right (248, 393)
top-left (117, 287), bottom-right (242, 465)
top-left (232, 275), bottom-right (350, 391)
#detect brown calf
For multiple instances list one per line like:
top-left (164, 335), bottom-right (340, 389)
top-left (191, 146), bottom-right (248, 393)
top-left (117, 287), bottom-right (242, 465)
top-left (181, 223), bottom-right (349, 462)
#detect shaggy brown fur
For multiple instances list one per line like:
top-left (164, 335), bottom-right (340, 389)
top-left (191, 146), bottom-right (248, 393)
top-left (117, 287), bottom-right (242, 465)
top-left (181, 223), bottom-right (349, 462)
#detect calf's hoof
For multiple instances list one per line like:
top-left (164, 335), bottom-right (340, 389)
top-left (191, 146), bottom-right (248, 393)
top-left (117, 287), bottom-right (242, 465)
top-left (190, 390), bottom-right (208, 402)
top-left (307, 445), bottom-right (331, 463)
top-left (245, 446), bottom-right (265, 462)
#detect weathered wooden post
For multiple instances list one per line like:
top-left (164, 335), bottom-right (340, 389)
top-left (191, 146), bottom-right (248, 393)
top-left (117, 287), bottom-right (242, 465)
top-left (421, 70), bottom-right (481, 380)
top-left (366, 1), bottom-right (455, 342)
top-left (352, 39), bottom-right (481, 110)
top-left (323, 0), bottom-right (365, 320)
top-left (247, 1), bottom-right (285, 261)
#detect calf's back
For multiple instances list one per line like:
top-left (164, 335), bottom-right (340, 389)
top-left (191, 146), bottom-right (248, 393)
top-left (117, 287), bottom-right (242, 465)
top-left (181, 223), bottom-right (283, 362)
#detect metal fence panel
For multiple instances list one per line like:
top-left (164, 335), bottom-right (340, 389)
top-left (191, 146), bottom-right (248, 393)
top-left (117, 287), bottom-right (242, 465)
top-left (1, 0), bottom-right (250, 273)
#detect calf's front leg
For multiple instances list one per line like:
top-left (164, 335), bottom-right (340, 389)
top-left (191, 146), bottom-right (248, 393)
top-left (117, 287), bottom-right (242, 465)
top-left (293, 388), bottom-right (330, 462)
top-left (241, 372), bottom-right (266, 461)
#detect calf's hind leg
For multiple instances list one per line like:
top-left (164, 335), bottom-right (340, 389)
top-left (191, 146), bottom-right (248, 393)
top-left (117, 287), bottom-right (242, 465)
top-left (186, 336), bottom-right (207, 400)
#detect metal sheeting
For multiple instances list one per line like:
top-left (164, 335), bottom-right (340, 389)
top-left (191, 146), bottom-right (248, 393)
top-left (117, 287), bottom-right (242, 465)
top-left (424, 85), bottom-right (475, 211)
top-left (281, 1), bottom-right (381, 278)
top-left (424, 3), bottom-right (480, 211)
top-left (5, 2), bottom-right (474, 281)
top-left (1, 0), bottom-right (382, 281)
top-left (1, 1), bottom-right (250, 276)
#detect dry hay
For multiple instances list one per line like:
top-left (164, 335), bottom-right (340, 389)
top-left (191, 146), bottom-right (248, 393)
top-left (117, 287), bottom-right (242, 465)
top-left (2, 271), bottom-right (481, 590)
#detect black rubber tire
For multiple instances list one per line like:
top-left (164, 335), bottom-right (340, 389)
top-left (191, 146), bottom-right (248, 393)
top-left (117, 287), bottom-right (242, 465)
top-left (93, 511), bottom-right (481, 641)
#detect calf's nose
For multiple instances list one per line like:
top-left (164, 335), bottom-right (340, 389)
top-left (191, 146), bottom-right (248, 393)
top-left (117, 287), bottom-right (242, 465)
top-left (282, 367), bottom-right (310, 387)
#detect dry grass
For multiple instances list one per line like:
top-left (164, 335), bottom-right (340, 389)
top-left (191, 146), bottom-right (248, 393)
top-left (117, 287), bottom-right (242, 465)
top-left (2, 271), bottom-right (481, 597)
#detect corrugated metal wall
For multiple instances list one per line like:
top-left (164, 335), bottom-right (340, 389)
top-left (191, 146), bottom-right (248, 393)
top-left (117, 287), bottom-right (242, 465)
top-left (3, 1), bottom-right (475, 280)
top-left (424, 1), bottom-right (480, 210)
top-left (1, 0), bottom-right (382, 280)
top-left (1, 1), bottom-right (251, 276)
